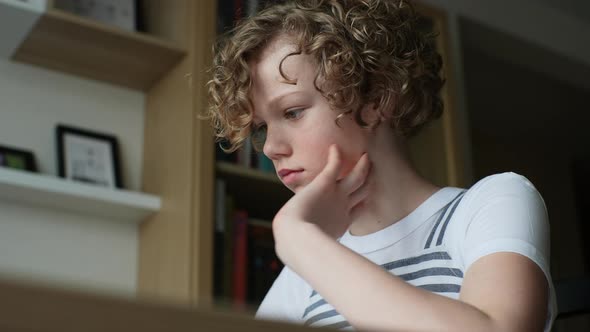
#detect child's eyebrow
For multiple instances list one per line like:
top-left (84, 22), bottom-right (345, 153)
top-left (267, 91), bottom-right (304, 110)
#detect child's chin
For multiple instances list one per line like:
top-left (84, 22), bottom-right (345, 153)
top-left (289, 184), bottom-right (300, 194)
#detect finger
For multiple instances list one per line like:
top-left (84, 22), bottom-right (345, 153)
top-left (320, 144), bottom-right (343, 183)
top-left (340, 153), bottom-right (371, 195)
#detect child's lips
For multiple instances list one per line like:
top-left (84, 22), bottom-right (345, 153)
top-left (278, 169), bottom-right (304, 185)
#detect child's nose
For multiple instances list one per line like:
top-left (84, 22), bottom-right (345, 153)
top-left (263, 127), bottom-right (291, 160)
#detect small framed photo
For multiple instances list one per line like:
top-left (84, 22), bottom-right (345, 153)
top-left (0, 145), bottom-right (38, 172)
top-left (53, 0), bottom-right (137, 32)
top-left (56, 124), bottom-right (123, 189)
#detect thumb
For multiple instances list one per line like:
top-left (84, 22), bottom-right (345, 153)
top-left (321, 144), bottom-right (343, 182)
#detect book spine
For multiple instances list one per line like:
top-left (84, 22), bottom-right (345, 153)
top-left (237, 137), bottom-right (253, 168)
top-left (247, 219), bottom-right (283, 304)
top-left (223, 195), bottom-right (235, 299)
top-left (213, 179), bottom-right (227, 298)
top-left (246, 0), bottom-right (259, 17)
top-left (256, 152), bottom-right (275, 173)
top-left (232, 209), bottom-right (249, 309)
top-left (215, 179), bottom-right (226, 233)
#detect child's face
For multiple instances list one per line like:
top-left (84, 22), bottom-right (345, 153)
top-left (249, 35), bottom-right (370, 193)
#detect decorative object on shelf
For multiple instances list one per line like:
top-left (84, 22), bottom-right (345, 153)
top-left (0, 144), bottom-right (38, 172)
top-left (56, 124), bottom-right (123, 189)
top-left (0, 0), bottom-right (45, 58)
top-left (53, 0), bottom-right (137, 32)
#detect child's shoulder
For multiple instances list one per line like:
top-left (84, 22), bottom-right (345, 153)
top-left (463, 172), bottom-right (541, 201)
top-left (443, 172), bottom-right (546, 241)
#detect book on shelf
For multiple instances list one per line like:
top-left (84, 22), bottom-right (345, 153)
top-left (232, 209), bottom-right (249, 309)
top-left (214, 179), bottom-right (236, 299)
top-left (217, 0), bottom-right (240, 33)
top-left (217, 0), bottom-right (287, 34)
top-left (217, 0), bottom-right (262, 34)
top-left (213, 180), bottom-right (225, 298)
top-left (53, 0), bottom-right (137, 32)
top-left (213, 179), bottom-right (282, 309)
top-left (215, 139), bottom-right (275, 175)
top-left (236, 137), bottom-right (253, 168)
top-left (215, 140), bottom-right (237, 164)
top-left (247, 218), bottom-right (282, 305)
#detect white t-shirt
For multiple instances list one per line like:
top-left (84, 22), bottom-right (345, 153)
top-left (256, 172), bottom-right (557, 331)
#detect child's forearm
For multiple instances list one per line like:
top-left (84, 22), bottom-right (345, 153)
top-left (274, 220), bottom-right (498, 332)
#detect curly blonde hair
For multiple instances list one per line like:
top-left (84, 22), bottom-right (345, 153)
top-left (207, 0), bottom-right (444, 152)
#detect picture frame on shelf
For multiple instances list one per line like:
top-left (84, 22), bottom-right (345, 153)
top-left (53, 0), bottom-right (138, 32)
top-left (56, 124), bottom-right (123, 189)
top-left (0, 145), bottom-right (38, 173)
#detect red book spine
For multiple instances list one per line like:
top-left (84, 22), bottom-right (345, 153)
top-left (232, 210), bottom-right (248, 309)
top-left (234, 0), bottom-right (243, 21)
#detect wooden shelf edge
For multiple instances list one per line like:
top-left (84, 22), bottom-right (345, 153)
top-left (215, 162), bottom-right (280, 184)
top-left (13, 8), bottom-right (186, 91)
top-left (248, 218), bottom-right (272, 228)
top-left (0, 167), bottom-right (161, 222)
top-left (46, 9), bottom-right (186, 53)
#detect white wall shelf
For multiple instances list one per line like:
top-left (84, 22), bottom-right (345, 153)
top-left (0, 167), bottom-right (161, 222)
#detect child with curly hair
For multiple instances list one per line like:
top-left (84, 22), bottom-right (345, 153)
top-left (207, 0), bottom-right (556, 331)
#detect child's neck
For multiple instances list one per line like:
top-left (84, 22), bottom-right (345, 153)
top-left (348, 165), bottom-right (439, 236)
top-left (347, 131), bottom-right (440, 236)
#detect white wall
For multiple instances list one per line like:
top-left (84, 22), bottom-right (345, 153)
top-left (0, 201), bottom-right (138, 296)
top-left (0, 57), bottom-right (145, 297)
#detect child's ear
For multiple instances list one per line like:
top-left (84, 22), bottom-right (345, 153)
top-left (360, 103), bottom-right (388, 125)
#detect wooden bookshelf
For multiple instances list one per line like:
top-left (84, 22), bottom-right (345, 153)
top-left (0, 167), bottom-right (160, 221)
top-left (408, 2), bottom-right (467, 188)
top-left (13, 8), bottom-right (186, 91)
top-left (216, 161), bottom-right (281, 185)
top-left (248, 218), bottom-right (272, 229)
top-left (138, 0), bottom-right (216, 307)
top-left (215, 162), bottom-right (292, 220)
top-left (1, 0), bottom-right (215, 310)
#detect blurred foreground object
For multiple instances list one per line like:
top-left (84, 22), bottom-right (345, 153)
top-left (0, 277), bottom-right (332, 332)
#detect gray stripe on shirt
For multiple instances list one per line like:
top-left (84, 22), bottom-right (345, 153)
top-left (304, 309), bottom-right (340, 325)
top-left (418, 283), bottom-right (461, 293)
top-left (322, 320), bottom-right (351, 329)
top-left (309, 251), bottom-right (452, 298)
top-left (397, 267), bottom-right (464, 281)
top-left (425, 191), bottom-right (465, 249)
top-left (302, 298), bottom-right (327, 318)
top-left (381, 251), bottom-right (452, 271)
top-left (436, 193), bottom-right (465, 246)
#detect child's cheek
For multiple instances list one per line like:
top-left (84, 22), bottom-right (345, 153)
top-left (337, 158), bottom-right (358, 181)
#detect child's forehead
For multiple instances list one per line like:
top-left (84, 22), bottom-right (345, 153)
top-left (251, 38), bottom-right (314, 83)
top-left (255, 35), bottom-right (299, 63)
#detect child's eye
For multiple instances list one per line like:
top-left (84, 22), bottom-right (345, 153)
top-left (284, 108), bottom-right (305, 120)
top-left (251, 123), bottom-right (267, 152)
